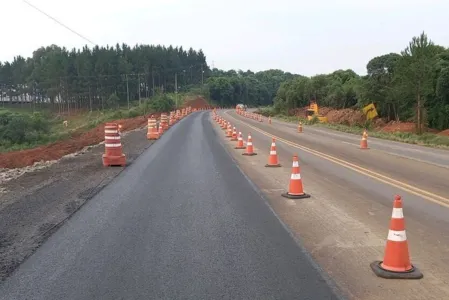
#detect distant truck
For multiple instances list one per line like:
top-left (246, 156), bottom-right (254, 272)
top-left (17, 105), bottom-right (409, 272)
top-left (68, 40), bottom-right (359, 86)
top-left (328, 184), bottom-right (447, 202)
top-left (236, 104), bottom-right (247, 111)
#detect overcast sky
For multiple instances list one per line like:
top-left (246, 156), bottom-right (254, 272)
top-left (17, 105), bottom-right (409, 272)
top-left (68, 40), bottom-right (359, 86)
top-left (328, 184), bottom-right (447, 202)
top-left (1, 0), bottom-right (448, 76)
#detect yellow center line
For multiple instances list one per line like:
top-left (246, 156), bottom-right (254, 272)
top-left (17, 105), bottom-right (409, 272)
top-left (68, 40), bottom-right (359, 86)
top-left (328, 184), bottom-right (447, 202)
top-left (222, 110), bottom-right (449, 209)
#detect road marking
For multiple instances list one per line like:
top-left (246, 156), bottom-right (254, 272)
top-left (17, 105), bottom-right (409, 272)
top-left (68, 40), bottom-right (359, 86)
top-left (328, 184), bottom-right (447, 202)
top-left (341, 142), bottom-right (449, 170)
top-left (341, 141), bottom-right (359, 147)
top-left (224, 111), bottom-right (449, 209)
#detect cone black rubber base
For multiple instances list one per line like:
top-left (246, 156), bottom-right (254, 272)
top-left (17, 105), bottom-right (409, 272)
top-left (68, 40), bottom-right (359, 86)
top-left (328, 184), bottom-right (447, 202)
top-left (370, 261), bottom-right (423, 279)
top-left (265, 163), bottom-right (281, 168)
top-left (235, 146), bottom-right (246, 149)
top-left (281, 192), bottom-right (311, 199)
top-left (242, 153), bottom-right (257, 156)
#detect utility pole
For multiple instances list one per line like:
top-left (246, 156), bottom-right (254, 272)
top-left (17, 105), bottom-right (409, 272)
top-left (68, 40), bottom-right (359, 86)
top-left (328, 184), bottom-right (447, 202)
top-left (175, 72), bottom-right (178, 108)
top-left (152, 68), bottom-right (155, 96)
top-left (137, 74), bottom-right (141, 105)
top-left (89, 85), bottom-right (92, 112)
top-left (201, 64), bottom-right (204, 85)
top-left (126, 74), bottom-right (130, 110)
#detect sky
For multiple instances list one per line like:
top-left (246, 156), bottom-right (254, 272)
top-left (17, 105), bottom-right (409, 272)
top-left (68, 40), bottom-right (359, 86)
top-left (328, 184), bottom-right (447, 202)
top-left (1, 0), bottom-right (449, 76)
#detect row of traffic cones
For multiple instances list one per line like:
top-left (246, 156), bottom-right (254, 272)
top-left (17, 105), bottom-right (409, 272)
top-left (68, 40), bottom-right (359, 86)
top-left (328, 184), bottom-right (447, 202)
top-left (214, 109), bottom-right (423, 280)
top-left (236, 108), bottom-right (370, 149)
top-left (102, 106), bottom-right (198, 167)
top-left (213, 111), bottom-right (310, 199)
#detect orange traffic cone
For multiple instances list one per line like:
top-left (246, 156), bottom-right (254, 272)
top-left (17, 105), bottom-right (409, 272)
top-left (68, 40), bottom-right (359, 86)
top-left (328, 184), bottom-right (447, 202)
top-left (242, 133), bottom-right (257, 156)
top-left (226, 124), bottom-right (233, 137)
top-left (297, 121), bottom-right (303, 133)
top-left (235, 132), bottom-right (245, 149)
top-left (265, 138), bottom-right (281, 167)
top-left (360, 129), bottom-right (369, 149)
top-left (281, 155), bottom-right (310, 199)
top-left (102, 123), bottom-right (126, 167)
top-left (158, 121), bottom-right (164, 136)
top-left (147, 116), bottom-right (159, 140)
top-left (370, 195), bottom-right (423, 279)
top-left (231, 127), bottom-right (238, 141)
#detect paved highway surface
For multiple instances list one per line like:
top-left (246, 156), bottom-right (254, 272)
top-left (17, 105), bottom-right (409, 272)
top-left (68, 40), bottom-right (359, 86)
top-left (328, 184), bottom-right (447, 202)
top-left (217, 109), bottom-right (449, 299)
top-left (0, 112), bottom-right (341, 300)
top-left (269, 115), bottom-right (449, 169)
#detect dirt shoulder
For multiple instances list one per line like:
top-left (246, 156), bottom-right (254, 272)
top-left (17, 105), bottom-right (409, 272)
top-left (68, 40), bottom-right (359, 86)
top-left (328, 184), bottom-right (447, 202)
top-left (0, 125), bottom-right (154, 281)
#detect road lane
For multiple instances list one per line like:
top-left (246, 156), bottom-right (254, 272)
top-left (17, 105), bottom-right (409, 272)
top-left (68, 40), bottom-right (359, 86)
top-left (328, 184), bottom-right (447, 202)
top-left (0, 111), bottom-right (341, 300)
top-left (217, 110), bottom-right (449, 299)
top-left (267, 112), bottom-right (449, 168)
top-left (227, 111), bottom-right (449, 211)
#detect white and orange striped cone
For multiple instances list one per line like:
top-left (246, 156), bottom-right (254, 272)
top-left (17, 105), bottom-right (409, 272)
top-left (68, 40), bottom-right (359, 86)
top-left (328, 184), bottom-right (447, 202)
top-left (281, 155), bottom-right (310, 199)
top-left (158, 122), bottom-right (164, 136)
top-left (147, 116), bottom-right (159, 140)
top-left (226, 124), bottom-right (233, 137)
top-left (235, 132), bottom-right (246, 149)
top-left (297, 121), bottom-right (303, 133)
top-left (265, 138), bottom-right (281, 167)
top-left (360, 129), bottom-right (369, 149)
top-left (102, 123), bottom-right (126, 167)
top-left (370, 195), bottom-right (423, 279)
top-left (242, 133), bottom-right (257, 156)
top-left (230, 127), bottom-right (238, 141)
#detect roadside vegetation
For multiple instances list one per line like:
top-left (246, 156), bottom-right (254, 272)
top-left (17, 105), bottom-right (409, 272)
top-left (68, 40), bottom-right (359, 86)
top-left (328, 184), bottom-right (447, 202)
top-left (2, 31), bottom-right (449, 153)
top-left (0, 92), bottom-right (182, 153)
top-left (256, 106), bottom-right (449, 148)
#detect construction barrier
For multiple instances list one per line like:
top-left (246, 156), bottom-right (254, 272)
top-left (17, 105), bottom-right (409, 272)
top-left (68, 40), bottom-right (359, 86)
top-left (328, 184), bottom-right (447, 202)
top-left (102, 123), bottom-right (126, 167)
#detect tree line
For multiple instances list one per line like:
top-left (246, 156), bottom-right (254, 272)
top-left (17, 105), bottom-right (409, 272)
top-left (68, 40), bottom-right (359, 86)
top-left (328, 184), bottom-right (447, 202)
top-left (273, 32), bottom-right (449, 132)
top-left (1, 31), bottom-right (448, 131)
top-left (0, 43), bottom-right (208, 112)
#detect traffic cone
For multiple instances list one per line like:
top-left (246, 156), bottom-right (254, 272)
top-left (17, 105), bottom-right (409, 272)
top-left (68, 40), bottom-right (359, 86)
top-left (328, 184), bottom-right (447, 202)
top-left (158, 121), bottom-right (164, 135)
top-left (298, 121), bottom-right (303, 133)
top-left (281, 155), bottom-right (310, 199)
top-left (360, 129), bottom-right (369, 149)
top-left (161, 113), bottom-right (169, 131)
top-left (370, 195), bottom-right (423, 279)
top-left (226, 124), bottom-right (233, 137)
top-left (147, 116), bottom-right (159, 140)
top-left (102, 123), bottom-right (126, 167)
top-left (242, 133), bottom-right (257, 156)
top-left (265, 138), bottom-right (281, 167)
top-left (231, 127), bottom-right (238, 141)
top-left (235, 132), bottom-right (245, 149)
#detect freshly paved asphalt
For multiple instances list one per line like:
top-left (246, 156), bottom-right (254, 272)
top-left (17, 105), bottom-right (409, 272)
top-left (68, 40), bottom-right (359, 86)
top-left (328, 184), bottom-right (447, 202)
top-left (0, 111), bottom-right (340, 300)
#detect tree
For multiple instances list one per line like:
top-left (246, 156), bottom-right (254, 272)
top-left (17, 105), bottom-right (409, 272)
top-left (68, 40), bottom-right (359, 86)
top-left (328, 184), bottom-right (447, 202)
top-left (393, 32), bottom-right (441, 134)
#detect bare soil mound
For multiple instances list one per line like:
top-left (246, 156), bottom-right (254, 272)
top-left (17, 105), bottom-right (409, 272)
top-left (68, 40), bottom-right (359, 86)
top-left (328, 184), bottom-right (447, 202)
top-left (184, 96), bottom-right (210, 109)
top-left (0, 115), bottom-right (149, 169)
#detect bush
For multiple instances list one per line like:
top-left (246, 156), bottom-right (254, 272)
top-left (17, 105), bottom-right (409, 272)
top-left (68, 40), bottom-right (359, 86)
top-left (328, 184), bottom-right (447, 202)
top-left (0, 109), bottom-right (53, 150)
top-left (148, 94), bottom-right (175, 112)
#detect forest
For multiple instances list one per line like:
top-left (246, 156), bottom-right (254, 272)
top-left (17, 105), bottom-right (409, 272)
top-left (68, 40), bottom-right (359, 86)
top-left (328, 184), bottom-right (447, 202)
top-left (0, 31), bottom-right (448, 132)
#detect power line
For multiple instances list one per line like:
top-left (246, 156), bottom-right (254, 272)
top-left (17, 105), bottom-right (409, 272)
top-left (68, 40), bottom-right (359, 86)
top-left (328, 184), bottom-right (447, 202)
top-left (22, 0), bottom-right (96, 46)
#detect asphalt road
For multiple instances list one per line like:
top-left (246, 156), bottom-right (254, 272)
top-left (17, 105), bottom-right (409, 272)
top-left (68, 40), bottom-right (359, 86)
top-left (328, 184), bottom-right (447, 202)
top-left (269, 115), bottom-right (449, 168)
top-left (0, 111), bottom-right (341, 300)
top-left (219, 110), bottom-right (449, 299)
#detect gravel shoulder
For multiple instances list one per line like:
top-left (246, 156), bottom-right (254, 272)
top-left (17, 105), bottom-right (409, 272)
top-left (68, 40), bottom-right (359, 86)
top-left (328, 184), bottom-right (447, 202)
top-left (0, 125), bottom-right (154, 281)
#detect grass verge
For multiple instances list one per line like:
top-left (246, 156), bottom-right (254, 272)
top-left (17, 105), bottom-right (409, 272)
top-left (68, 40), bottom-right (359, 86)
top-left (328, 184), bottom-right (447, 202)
top-left (256, 108), bottom-right (449, 149)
